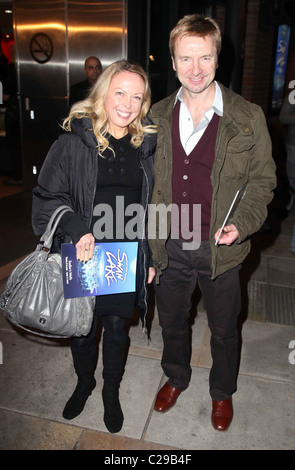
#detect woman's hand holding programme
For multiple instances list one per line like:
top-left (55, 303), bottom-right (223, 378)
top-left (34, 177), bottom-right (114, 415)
top-left (75, 233), bottom-right (95, 262)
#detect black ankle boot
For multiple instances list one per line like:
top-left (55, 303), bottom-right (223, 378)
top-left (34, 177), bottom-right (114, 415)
top-left (63, 345), bottom-right (97, 420)
top-left (63, 375), bottom-right (96, 420)
top-left (102, 381), bottom-right (124, 433)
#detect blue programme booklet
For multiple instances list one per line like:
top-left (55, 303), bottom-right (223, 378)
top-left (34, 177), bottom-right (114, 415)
top-left (61, 242), bottom-right (138, 299)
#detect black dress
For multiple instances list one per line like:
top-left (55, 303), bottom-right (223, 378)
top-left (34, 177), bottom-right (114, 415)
top-left (91, 133), bottom-right (143, 318)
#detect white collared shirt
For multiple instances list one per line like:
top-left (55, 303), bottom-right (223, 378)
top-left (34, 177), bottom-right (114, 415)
top-left (174, 81), bottom-right (223, 155)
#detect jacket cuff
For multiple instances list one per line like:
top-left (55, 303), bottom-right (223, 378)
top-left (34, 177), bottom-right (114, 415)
top-left (59, 211), bottom-right (91, 245)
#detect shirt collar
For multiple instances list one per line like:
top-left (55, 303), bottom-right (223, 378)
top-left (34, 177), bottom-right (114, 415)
top-left (174, 81), bottom-right (223, 116)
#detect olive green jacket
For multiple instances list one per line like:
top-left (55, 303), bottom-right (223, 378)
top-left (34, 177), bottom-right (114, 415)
top-left (148, 82), bottom-right (277, 281)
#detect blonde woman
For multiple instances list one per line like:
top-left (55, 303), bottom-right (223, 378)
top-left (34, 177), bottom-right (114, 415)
top-left (32, 60), bottom-right (157, 433)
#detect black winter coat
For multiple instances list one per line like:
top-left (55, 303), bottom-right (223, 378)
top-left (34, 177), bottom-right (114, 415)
top-left (32, 117), bottom-right (157, 327)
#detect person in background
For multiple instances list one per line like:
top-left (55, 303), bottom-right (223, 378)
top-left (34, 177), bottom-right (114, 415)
top-left (148, 14), bottom-right (276, 431)
top-left (279, 93), bottom-right (295, 254)
top-left (69, 56), bottom-right (102, 107)
top-left (32, 60), bottom-right (157, 433)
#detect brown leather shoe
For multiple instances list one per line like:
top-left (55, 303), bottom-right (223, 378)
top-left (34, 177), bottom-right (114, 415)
top-left (154, 382), bottom-right (182, 412)
top-left (211, 398), bottom-right (233, 431)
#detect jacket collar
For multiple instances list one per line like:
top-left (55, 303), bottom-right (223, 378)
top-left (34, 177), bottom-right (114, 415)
top-left (218, 82), bottom-right (254, 135)
top-left (151, 82), bottom-right (255, 136)
top-left (140, 131), bottom-right (157, 160)
top-left (150, 90), bottom-right (178, 123)
top-left (70, 116), bottom-right (157, 157)
top-left (70, 117), bottom-right (98, 149)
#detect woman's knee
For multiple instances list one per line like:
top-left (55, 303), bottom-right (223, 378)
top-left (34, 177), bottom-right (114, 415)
top-left (102, 315), bottom-right (126, 340)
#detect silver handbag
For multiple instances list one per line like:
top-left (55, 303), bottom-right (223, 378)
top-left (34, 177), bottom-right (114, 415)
top-left (0, 205), bottom-right (95, 338)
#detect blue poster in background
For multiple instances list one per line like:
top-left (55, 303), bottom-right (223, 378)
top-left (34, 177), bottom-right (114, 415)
top-left (272, 24), bottom-right (290, 111)
top-left (62, 242), bottom-right (138, 298)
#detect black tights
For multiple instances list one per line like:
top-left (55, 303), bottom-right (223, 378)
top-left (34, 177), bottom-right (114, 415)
top-left (102, 315), bottom-right (127, 343)
top-left (71, 312), bottom-right (126, 354)
top-left (70, 311), bottom-right (127, 384)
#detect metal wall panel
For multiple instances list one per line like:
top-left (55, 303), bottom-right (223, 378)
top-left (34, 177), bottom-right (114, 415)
top-left (13, 0), bottom-right (127, 189)
top-left (15, 0), bottom-right (68, 97)
top-left (14, 0), bottom-right (68, 189)
top-left (68, 0), bottom-right (127, 86)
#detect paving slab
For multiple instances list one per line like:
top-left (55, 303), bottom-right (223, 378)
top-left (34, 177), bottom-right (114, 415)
top-left (0, 410), bottom-right (83, 450)
top-left (144, 368), bottom-right (295, 450)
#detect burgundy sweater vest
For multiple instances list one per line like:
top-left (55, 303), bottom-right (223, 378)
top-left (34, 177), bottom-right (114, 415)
top-left (172, 101), bottom-right (220, 241)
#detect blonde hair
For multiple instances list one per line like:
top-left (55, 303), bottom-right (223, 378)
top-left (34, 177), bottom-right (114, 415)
top-left (169, 14), bottom-right (222, 59)
top-left (63, 60), bottom-right (156, 155)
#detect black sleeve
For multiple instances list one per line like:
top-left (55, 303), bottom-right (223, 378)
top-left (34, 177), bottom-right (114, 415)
top-left (31, 136), bottom-right (92, 244)
top-left (59, 211), bottom-right (91, 246)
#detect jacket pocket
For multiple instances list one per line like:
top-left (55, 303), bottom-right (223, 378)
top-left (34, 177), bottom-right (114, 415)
top-left (222, 138), bottom-right (253, 178)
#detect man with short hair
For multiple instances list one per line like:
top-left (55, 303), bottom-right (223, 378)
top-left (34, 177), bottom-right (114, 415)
top-left (149, 14), bottom-right (276, 431)
top-left (69, 56), bottom-right (102, 106)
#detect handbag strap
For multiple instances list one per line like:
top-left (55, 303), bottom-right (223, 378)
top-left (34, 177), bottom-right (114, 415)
top-left (40, 205), bottom-right (74, 250)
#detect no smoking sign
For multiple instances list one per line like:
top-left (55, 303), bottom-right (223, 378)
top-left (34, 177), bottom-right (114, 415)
top-left (30, 33), bottom-right (53, 64)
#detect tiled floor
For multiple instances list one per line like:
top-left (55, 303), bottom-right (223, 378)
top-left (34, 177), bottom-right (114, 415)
top-left (0, 187), bottom-right (295, 451)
